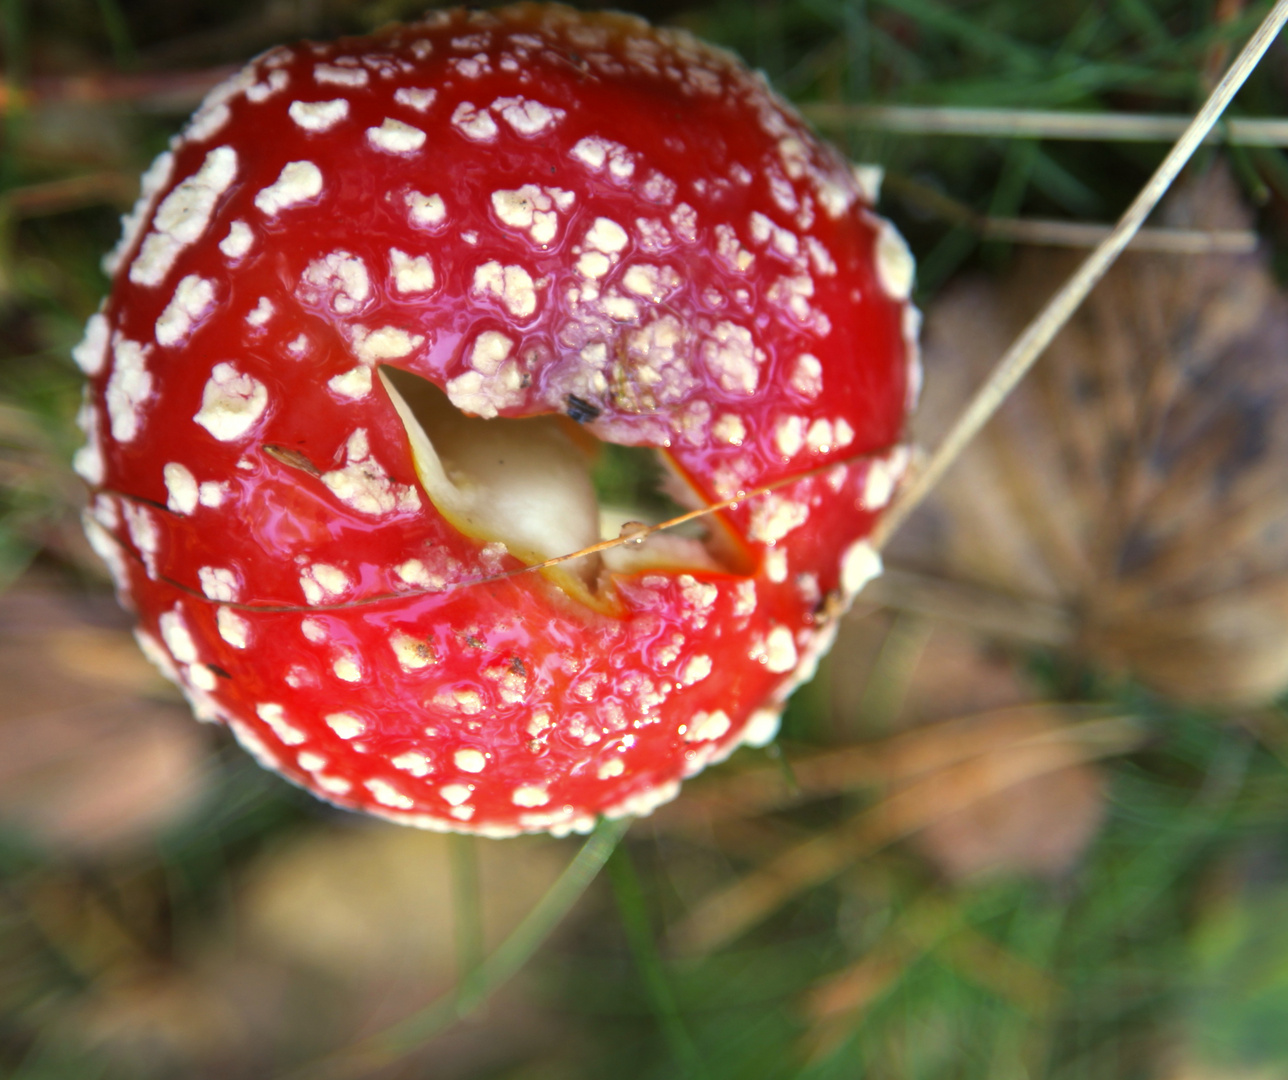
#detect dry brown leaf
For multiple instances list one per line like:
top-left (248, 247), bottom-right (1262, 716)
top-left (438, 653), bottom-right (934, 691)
top-left (898, 164), bottom-right (1288, 707)
top-left (239, 827), bottom-right (568, 986)
top-left (1161, 1062), bottom-right (1283, 1080)
top-left (912, 756), bottom-right (1105, 881)
top-left (670, 708), bottom-right (1141, 952)
top-left (0, 575), bottom-right (211, 853)
top-left (68, 967), bottom-right (248, 1073)
top-left (656, 702), bottom-right (1115, 825)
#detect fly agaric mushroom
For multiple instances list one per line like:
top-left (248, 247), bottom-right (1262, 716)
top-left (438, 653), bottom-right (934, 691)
top-left (74, 3), bottom-right (919, 837)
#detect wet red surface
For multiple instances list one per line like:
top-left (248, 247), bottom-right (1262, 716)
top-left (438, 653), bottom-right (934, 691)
top-left (77, 4), bottom-right (915, 834)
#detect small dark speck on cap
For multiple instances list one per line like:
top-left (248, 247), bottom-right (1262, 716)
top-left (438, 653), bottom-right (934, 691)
top-left (566, 395), bottom-right (600, 423)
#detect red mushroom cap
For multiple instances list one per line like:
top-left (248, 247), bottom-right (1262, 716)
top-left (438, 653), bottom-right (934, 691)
top-left (75, 3), bottom-right (919, 836)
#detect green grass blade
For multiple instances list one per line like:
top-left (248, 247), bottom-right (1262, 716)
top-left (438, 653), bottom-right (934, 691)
top-left (607, 843), bottom-right (709, 1079)
top-left (449, 832), bottom-right (485, 994)
top-left (93, 0), bottom-right (137, 69)
top-left (281, 816), bottom-right (632, 1080)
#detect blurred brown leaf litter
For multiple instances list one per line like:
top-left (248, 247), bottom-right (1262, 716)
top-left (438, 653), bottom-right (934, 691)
top-left (897, 162), bottom-right (1288, 710)
top-left (7, 161), bottom-right (1288, 1074)
top-left (668, 703), bottom-right (1135, 953)
top-left (0, 574), bottom-right (209, 853)
top-left (0, 582), bottom-right (584, 1076)
top-left (647, 161), bottom-right (1288, 1052)
top-left (5, 1), bottom-right (1288, 1072)
top-left (0, 578), bottom-right (581, 1075)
